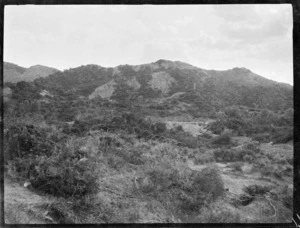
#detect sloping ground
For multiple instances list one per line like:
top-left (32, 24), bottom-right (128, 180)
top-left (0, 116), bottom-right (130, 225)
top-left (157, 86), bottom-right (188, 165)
top-left (4, 178), bottom-right (54, 224)
top-left (96, 172), bottom-right (173, 223)
top-left (220, 171), bottom-right (274, 195)
top-left (187, 160), bottom-right (292, 223)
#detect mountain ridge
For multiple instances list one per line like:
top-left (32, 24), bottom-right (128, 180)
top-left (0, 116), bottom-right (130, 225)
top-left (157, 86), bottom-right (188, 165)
top-left (4, 59), bottom-right (293, 113)
top-left (4, 62), bottom-right (60, 83)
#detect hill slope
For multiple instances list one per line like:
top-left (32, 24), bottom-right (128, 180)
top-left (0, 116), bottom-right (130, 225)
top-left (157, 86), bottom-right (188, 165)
top-left (33, 59), bottom-right (292, 112)
top-left (4, 62), bottom-right (60, 83)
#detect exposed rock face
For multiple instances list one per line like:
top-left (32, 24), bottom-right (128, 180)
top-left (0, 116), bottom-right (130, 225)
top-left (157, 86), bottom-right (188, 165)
top-left (131, 65), bottom-right (141, 72)
top-left (89, 80), bottom-right (116, 99)
top-left (126, 77), bottom-right (141, 90)
top-left (149, 71), bottom-right (175, 94)
top-left (112, 67), bottom-right (121, 76)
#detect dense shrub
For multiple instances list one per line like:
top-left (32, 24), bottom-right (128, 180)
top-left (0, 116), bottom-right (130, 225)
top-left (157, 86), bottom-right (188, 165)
top-left (208, 106), bottom-right (293, 141)
top-left (213, 149), bottom-right (237, 162)
top-left (191, 166), bottom-right (225, 201)
top-left (137, 158), bottom-right (225, 214)
top-left (243, 184), bottom-right (272, 196)
top-left (176, 166), bottom-right (225, 212)
top-left (210, 133), bottom-right (232, 147)
top-left (224, 118), bottom-right (247, 135)
top-left (229, 162), bottom-right (243, 172)
top-left (256, 161), bottom-right (285, 179)
top-left (252, 133), bottom-right (271, 143)
top-left (5, 122), bottom-right (99, 198)
top-left (169, 131), bottom-right (200, 149)
top-left (271, 127), bottom-right (293, 144)
top-left (275, 186), bottom-right (293, 209)
top-left (175, 125), bottom-right (184, 132)
top-left (4, 123), bottom-right (61, 162)
top-left (193, 152), bottom-right (215, 165)
top-left (207, 120), bottom-right (225, 135)
top-left (213, 143), bottom-right (259, 163)
top-left (200, 132), bottom-right (213, 139)
top-left (30, 148), bottom-right (99, 198)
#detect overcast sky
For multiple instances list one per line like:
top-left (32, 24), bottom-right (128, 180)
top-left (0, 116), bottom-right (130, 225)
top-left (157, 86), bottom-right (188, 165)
top-left (4, 4), bottom-right (293, 85)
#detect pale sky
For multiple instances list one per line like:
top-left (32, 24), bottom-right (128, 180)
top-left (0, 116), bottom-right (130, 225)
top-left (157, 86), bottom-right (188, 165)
top-left (4, 4), bottom-right (293, 85)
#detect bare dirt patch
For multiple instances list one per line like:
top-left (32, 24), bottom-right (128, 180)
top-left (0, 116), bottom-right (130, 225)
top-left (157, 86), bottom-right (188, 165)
top-left (4, 178), bottom-right (54, 224)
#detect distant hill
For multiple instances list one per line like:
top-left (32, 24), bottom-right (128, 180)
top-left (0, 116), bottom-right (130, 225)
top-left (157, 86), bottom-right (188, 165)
top-left (4, 62), bottom-right (60, 83)
top-left (32, 59), bottom-right (292, 112)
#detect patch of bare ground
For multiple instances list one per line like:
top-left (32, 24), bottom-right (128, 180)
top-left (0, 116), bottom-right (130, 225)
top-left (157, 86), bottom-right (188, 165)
top-left (4, 177), bottom-right (55, 224)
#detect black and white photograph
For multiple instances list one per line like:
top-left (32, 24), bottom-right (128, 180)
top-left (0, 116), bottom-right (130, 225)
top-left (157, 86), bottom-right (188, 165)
top-left (2, 4), bottom-right (294, 224)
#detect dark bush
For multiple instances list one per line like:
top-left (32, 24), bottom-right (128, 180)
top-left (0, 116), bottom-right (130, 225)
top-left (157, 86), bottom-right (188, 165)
top-left (30, 146), bottom-right (99, 198)
top-left (213, 146), bottom-right (257, 163)
top-left (213, 149), bottom-right (236, 162)
top-left (4, 124), bottom-right (56, 161)
top-left (207, 120), bottom-right (225, 135)
top-left (4, 122), bottom-right (99, 198)
top-left (252, 133), bottom-right (271, 143)
top-left (192, 166), bottom-right (225, 201)
top-left (151, 122), bottom-right (167, 134)
top-left (201, 132), bottom-right (213, 139)
top-left (271, 127), bottom-right (293, 144)
top-left (230, 162), bottom-right (243, 172)
top-left (224, 118), bottom-right (247, 135)
top-left (243, 184), bottom-right (272, 196)
top-left (170, 131), bottom-right (199, 149)
top-left (210, 133), bottom-right (232, 147)
top-left (193, 152), bottom-right (215, 165)
top-left (176, 125), bottom-right (184, 132)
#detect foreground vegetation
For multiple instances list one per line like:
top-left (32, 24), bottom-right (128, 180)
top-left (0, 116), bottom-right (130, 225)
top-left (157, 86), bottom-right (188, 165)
top-left (4, 109), bottom-right (293, 223)
top-left (3, 80), bottom-right (293, 223)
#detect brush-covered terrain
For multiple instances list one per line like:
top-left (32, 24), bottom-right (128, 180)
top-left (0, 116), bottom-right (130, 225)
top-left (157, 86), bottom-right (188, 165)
top-left (3, 60), bottom-right (293, 224)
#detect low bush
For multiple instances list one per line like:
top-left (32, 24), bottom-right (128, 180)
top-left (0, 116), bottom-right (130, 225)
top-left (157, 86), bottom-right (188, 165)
top-left (193, 152), bottom-right (215, 165)
top-left (213, 149), bottom-right (237, 162)
top-left (229, 162), bottom-right (243, 172)
top-left (243, 184), bottom-right (272, 196)
top-left (207, 120), bottom-right (225, 135)
top-left (271, 127), bottom-right (293, 144)
top-left (31, 144), bottom-right (99, 198)
top-left (200, 132), bottom-right (213, 139)
top-left (169, 131), bottom-right (199, 149)
top-left (252, 133), bottom-right (270, 143)
top-left (276, 186), bottom-right (293, 210)
top-left (4, 123), bottom-right (60, 162)
top-left (175, 125), bottom-right (184, 132)
top-left (256, 161), bottom-right (285, 179)
top-left (210, 133), bottom-right (232, 147)
top-left (47, 195), bottom-right (116, 223)
top-left (191, 166), bottom-right (225, 202)
top-left (213, 142), bottom-right (260, 163)
top-left (137, 158), bottom-right (225, 214)
top-left (5, 122), bottom-right (100, 198)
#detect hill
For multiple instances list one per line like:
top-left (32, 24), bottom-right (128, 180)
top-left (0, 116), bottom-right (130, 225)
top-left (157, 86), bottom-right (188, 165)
top-left (3, 60), bottom-right (293, 224)
top-left (4, 62), bottom-right (60, 83)
top-left (33, 59), bottom-right (293, 113)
